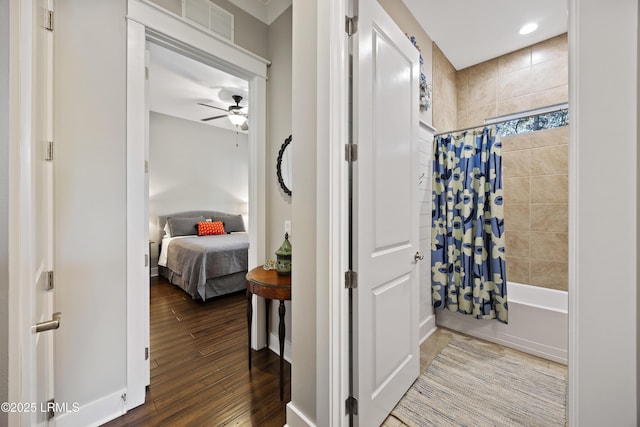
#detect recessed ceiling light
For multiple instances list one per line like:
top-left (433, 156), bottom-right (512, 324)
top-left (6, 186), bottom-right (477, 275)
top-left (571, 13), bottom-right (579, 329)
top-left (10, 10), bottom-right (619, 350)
top-left (519, 23), bottom-right (538, 35)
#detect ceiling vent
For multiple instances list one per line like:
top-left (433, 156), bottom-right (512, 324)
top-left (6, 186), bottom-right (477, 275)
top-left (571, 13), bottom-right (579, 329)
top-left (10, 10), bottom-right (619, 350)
top-left (182, 0), bottom-right (234, 42)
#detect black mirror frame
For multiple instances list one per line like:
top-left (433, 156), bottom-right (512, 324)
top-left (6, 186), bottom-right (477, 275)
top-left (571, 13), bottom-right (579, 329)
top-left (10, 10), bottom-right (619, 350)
top-left (276, 135), bottom-right (292, 196)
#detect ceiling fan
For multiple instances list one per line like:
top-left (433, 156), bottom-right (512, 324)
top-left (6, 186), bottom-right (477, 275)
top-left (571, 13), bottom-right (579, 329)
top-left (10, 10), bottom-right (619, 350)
top-left (198, 94), bottom-right (248, 131)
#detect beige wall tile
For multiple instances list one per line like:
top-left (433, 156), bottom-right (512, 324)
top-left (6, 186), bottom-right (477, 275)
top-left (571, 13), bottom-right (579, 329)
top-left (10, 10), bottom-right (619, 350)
top-left (531, 203), bottom-right (568, 232)
top-left (457, 67), bottom-right (470, 83)
top-left (498, 47), bottom-right (532, 75)
top-left (469, 77), bottom-right (497, 107)
top-left (530, 126), bottom-right (569, 148)
top-left (531, 175), bottom-right (568, 203)
top-left (505, 231), bottom-right (530, 257)
top-left (498, 67), bottom-right (532, 101)
top-left (468, 58), bottom-right (498, 83)
top-left (503, 149), bottom-right (531, 178)
top-left (432, 43), bottom-right (457, 132)
top-left (504, 177), bottom-right (530, 203)
top-left (467, 103), bottom-right (497, 126)
top-left (504, 204), bottom-right (530, 231)
top-left (501, 133), bottom-right (532, 152)
top-left (530, 145), bottom-right (568, 175)
top-left (457, 74), bottom-right (469, 111)
top-left (531, 232), bottom-right (568, 262)
top-left (506, 256), bottom-right (530, 284)
top-left (530, 259), bottom-right (568, 291)
top-left (530, 57), bottom-right (568, 93)
top-left (456, 109), bottom-right (469, 129)
top-left (530, 85), bottom-right (568, 110)
top-left (497, 95), bottom-right (532, 116)
top-left (531, 33), bottom-right (568, 65)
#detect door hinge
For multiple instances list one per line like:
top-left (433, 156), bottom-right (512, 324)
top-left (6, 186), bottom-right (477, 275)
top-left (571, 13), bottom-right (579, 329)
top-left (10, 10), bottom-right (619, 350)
top-left (345, 16), bottom-right (358, 36)
top-left (345, 144), bottom-right (358, 162)
top-left (345, 270), bottom-right (358, 289)
top-left (44, 10), bottom-right (54, 31)
top-left (46, 398), bottom-right (55, 420)
top-left (145, 347), bottom-right (149, 360)
top-left (144, 254), bottom-right (149, 267)
top-left (345, 396), bottom-right (358, 415)
top-left (145, 66), bottom-right (149, 81)
top-left (45, 141), bottom-right (54, 161)
top-left (145, 160), bottom-right (149, 173)
top-left (45, 271), bottom-right (54, 291)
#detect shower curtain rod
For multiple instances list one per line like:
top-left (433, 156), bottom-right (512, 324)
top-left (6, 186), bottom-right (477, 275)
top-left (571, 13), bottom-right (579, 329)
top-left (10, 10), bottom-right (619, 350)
top-left (433, 104), bottom-right (569, 137)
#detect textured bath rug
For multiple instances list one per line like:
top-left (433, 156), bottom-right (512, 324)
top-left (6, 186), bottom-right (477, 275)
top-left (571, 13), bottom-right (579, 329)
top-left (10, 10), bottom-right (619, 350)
top-left (390, 338), bottom-right (567, 426)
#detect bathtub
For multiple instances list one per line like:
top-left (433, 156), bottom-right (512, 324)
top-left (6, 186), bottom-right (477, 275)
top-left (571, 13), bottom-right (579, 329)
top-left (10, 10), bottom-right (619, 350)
top-left (435, 282), bottom-right (568, 365)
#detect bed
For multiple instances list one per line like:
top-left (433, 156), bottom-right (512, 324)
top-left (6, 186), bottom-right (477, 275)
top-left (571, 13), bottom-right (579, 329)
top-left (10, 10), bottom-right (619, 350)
top-left (157, 210), bottom-right (249, 301)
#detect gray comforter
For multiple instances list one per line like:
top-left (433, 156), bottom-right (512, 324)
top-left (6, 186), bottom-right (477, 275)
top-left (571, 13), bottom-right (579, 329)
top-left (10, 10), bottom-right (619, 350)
top-left (165, 233), bottom-right (249, 299)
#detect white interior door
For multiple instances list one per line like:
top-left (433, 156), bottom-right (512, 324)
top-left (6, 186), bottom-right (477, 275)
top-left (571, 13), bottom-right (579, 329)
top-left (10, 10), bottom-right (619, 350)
top-left (354, 1), bottom-right (420, 425)
top-left (33, 0), bottom-right (56, 424)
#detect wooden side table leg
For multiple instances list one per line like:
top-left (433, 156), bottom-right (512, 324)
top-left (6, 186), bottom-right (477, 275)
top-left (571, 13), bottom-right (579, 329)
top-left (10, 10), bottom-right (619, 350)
top-left (247, 290), bottom-right (252, 370)
top-left (279, 300), bottom-right (286, 401)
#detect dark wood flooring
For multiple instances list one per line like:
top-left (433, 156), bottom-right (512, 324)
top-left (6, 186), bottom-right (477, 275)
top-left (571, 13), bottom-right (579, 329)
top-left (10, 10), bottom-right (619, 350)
top-left (103, 277), bottom-right (290, 427)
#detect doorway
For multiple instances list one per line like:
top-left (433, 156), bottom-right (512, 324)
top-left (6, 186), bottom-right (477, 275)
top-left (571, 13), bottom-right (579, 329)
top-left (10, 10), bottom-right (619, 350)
top-left (126, 0), bottom-right (269, 410)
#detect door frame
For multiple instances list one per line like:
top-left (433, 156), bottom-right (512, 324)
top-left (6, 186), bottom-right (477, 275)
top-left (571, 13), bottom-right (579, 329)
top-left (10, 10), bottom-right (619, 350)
top-left (8, 0), bottom-right (39, 425)
top-left (125, 0), bottom-right (269, 410)
top-left (291, 0), bottom-right (612, 426)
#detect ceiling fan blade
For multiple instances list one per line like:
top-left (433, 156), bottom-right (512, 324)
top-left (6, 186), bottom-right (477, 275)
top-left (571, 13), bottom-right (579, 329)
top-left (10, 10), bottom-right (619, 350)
top-left (197, 102), bottom-right (228, 112)
top-left (201, 114), bottom-right (227, 122)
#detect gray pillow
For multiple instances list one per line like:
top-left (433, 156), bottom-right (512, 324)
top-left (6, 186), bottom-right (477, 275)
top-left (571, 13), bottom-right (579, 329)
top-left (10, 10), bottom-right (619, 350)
top-left (211, 214), bottom-right (245, 233)
top-left (166, 216), bottom-right (205, 237)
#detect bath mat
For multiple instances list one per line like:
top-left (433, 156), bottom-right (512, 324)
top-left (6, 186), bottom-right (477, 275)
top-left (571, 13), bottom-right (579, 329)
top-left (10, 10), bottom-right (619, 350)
top-left (390, 338), bottom-right (567, 426)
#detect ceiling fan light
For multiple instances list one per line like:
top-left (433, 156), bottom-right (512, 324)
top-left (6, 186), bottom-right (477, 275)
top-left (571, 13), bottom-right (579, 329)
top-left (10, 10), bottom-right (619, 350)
top-left (228, 114), bottom-right (246, 126)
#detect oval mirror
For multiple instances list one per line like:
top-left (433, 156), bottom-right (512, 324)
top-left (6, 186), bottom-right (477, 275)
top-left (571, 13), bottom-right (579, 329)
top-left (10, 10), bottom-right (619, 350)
top-left (277, 135), bottom-right (292, 196)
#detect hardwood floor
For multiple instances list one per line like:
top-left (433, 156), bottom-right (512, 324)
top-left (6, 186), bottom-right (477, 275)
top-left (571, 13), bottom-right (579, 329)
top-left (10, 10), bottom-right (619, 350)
top-left (103, 277), bottom-right (290, 427)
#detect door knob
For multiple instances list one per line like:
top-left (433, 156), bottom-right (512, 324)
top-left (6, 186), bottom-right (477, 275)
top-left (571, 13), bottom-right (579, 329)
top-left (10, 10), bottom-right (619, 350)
top-left (34, 312), bottom-right (61, 333)
top-left (414, 252), bottom-right (424, 262)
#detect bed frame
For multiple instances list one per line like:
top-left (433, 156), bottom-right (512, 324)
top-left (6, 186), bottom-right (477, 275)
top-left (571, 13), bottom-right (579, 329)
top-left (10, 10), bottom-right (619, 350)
top-left (157, 210), bottom-right (248, 300)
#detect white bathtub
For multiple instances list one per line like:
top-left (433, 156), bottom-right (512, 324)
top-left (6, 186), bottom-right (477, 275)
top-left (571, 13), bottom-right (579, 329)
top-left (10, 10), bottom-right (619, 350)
top-left (435, 282), bottom-right (568, 364)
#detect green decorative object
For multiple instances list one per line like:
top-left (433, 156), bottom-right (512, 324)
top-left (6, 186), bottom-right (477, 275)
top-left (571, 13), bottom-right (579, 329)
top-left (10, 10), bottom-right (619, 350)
top-left (275, 233), bottom-right (292, 276)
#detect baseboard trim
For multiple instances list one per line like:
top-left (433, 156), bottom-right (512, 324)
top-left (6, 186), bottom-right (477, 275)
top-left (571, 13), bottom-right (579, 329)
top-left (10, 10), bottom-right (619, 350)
top-left (268, 332), bottom-right (292, 363)
top-left (150, 267), bottom-right (158, 277)
top-left (285, 402), bottom-right (316, 427)
top-left (54, 388), bottom-right (127, 427)
top-left (420, 313), bottom-right (437, 344)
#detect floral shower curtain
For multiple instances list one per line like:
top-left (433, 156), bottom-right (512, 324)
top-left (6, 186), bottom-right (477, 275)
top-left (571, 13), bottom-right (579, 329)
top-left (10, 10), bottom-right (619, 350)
top-left (431, 127), bottom-right (508, 323)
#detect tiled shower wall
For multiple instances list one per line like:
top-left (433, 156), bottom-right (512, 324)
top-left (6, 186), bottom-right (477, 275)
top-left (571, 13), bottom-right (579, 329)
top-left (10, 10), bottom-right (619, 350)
top-left (432, 34), bottom-right (569, 291)
top-left (456, 34), bottom-right (568, 129)
top-left (502, 127), bottom-right (568, 291)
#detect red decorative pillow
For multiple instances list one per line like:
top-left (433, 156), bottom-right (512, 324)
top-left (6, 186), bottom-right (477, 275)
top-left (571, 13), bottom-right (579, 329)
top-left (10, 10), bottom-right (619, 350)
top-left (197, 221), bottom-right (225, 236)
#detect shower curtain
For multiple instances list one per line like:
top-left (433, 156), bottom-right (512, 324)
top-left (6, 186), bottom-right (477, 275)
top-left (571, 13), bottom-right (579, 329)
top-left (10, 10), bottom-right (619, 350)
top-left (431, 127), bottom-right (508, 323)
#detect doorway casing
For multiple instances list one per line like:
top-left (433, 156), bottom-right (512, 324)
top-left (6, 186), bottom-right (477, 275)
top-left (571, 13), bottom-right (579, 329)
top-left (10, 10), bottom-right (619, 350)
top-left (126, 0), bottom-right (269, 410)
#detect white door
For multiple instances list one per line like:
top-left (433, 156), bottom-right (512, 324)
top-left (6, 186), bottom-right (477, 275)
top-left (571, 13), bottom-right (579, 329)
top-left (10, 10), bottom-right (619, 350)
top-left (33, 0), bottom-right (56, 424)
top-left (354, 1), bottom-right (420, 425)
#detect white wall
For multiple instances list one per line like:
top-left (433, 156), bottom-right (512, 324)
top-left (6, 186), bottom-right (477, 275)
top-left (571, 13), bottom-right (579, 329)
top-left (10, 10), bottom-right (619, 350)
top-left (0, 0), bottom-right (9, 425)
top-left (288, 0), bottom-right (319, 424)
top-left (418, 124), bottom-right (436, 341)
top-left (266, 6), bottom-right (293, 353)
top-left (54, 0), bottom-right (129, 411)
top-left (53, 0), bottom-right (128, 419)
top-left (148, 112), bottom-right (249, 266)
top-left (267, 7), bottom-right (292, 257)
top-left (570, 0), bottom-right (638, 425)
